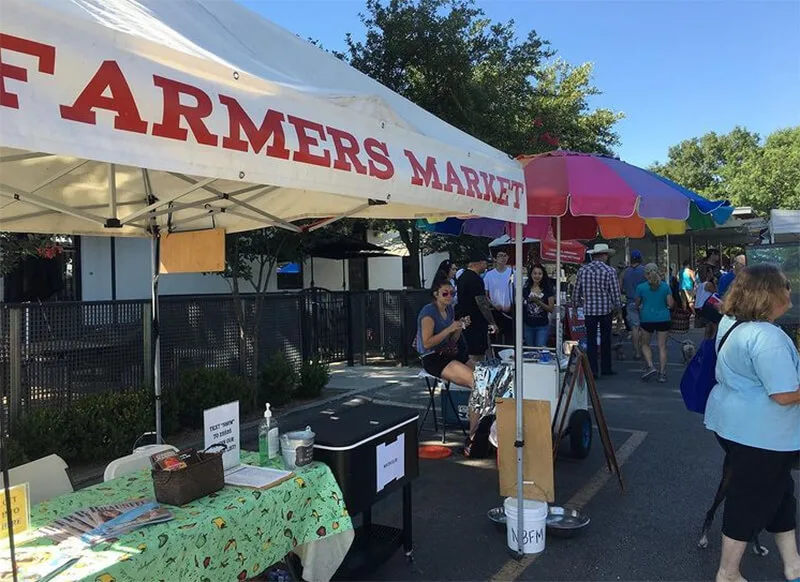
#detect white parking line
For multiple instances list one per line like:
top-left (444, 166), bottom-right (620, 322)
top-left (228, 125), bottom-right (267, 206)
top-left (488, 429), bottom-right (648, 581)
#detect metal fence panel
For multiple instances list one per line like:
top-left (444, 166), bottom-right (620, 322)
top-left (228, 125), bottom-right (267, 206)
top-left (2, 289), bottom-right (433, 428)
top-left (159, 296), bottom-right (242, 389)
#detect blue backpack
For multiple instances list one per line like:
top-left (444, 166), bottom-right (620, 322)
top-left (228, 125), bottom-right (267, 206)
top-left (680, 321), bottom-right (743, 414)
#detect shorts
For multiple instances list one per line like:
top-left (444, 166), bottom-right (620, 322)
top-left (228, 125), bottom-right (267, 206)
top-left (421, 350), bottom-right (469, 378)
top-left (717, 436), bottom-right (798, 542)
top-left (640, 320), bottom-right (671, 333)
top-left (625, 302), bottom-right (640, 328)
top-left (462, 325), bottom-right (489, 356)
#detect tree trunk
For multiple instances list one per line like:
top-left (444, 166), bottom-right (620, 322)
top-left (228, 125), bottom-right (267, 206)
top-left (395, 220), bottom-right (422, 288)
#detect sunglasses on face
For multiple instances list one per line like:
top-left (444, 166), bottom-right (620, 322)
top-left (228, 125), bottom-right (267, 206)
top-left (439, 290), bottom-right (452, 297)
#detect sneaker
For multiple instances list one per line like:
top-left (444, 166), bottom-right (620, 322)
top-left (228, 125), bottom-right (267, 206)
top-left (658, 373), bottom-right (667, 383)
top-left (641, 368), bottom-right (657, 381)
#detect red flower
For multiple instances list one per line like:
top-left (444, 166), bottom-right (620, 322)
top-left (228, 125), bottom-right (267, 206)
top-left (532, 117), bottom-right (544, 127)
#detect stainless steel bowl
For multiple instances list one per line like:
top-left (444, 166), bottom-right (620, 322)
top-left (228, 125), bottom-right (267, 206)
top-left (546, 506), bottom-right (590, 538)
top-left (487, 506), bottom-right (506, 531)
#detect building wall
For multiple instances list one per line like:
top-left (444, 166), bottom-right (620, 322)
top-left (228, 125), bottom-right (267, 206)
top-left (79, 236), bottom-right (451, 300)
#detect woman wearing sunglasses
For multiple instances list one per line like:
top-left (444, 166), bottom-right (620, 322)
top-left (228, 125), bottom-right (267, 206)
top-left (416, 276), bottom-right (474, 388)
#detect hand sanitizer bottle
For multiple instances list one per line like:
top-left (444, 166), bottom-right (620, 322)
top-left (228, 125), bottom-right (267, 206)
top-left (259, 403), bottom-right (280, 465)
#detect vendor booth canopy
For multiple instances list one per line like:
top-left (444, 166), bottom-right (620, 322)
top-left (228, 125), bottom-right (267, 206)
top-left (517, 151), bottom-right (733, 241)
top-left (0, 0), bottom-right (527, 236)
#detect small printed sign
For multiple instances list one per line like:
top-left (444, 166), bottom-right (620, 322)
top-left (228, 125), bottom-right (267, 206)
top-left (376, 434), bottom-right (405, 492)
top-left (0, 483), bottom-right (30, 539)
top-left (204, 401), bottom-right (240, 471)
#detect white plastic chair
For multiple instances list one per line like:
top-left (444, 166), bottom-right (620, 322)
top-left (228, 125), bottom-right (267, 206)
top-left (103, 444), bottom-right (178, 482)
top-left (1, 454), bottom-right (73, 505)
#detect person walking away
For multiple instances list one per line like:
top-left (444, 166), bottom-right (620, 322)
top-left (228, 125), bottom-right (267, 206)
top-left (573, 243), bottom-right (622, 378)
top-left (484, 250), bottom-right (514, 345)
top-left (717, 254), bottom-right (746, 297)
top-left (635, 263), bottom-right (674, 382)
top-left (679, 260), bottom-right (696, 312)
top-left (416, 277), bottom-right (481, 438)
top-left (523, 263), bottom-right (555, 346)
top-left (456, 250), bottom-right (498, 363)
top-left (703, 263), bottom-right (800, 582)
top-left (620, 250), bottom-right (647, 360)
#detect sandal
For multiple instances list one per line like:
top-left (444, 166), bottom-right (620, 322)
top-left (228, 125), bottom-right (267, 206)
top-left (462, 438), bottom-right (473, 458)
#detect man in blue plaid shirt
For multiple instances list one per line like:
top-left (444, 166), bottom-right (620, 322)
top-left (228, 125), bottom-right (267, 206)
top-left (573, 243), bottom-right (622, 378)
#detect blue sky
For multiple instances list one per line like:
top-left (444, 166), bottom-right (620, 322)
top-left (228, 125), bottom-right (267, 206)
top-left (239, 0), bottom-right (800, 168)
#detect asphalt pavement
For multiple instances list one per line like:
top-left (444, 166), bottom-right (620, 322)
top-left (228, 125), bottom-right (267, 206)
top-left (244, 333), bottom-right (798, 581)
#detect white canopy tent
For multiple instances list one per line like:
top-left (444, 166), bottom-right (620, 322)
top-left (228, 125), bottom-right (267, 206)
top-left (770, 209), bottom-right (800, 242)
top-left (0, 0), bottom-right (531, 557)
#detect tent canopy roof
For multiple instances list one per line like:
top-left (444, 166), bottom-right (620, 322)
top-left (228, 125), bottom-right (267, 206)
top-left (0, 0), bottom-right (526, 237)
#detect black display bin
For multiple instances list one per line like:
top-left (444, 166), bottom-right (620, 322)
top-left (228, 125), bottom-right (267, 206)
top-left (288, 401), bottom-right (419, 578)
top-left (311, 402), bottom-right (419, 515)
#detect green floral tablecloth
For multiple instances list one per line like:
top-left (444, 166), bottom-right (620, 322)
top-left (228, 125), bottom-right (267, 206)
top-left (16, 452), bottom-right (353, 582)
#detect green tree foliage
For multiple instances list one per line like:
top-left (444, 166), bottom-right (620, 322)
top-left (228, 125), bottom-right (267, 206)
top-left (342, 0), bottom-right (623, 284)
top-left (726, 127), bottom-right (800, 213)
top-left (650, 126), bottom-right (799, 214)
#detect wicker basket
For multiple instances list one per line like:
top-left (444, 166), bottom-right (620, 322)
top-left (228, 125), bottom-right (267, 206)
top-left (152, 449), bottom-right (225, 506)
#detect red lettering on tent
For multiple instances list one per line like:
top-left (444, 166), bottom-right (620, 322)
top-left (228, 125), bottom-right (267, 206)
top-left (326, 127), bottom-right (367, 174)
top-left (364, 138), bottom-right (394, 180)
top-left (460, 166), bottom-right (481, 199)
top-left (60, 60), bottom-right (147, 134)
top-left (444, 162), bottom-right (465, 195)
top-left (218, 95), bottom-right (290, 159)
top-left (509, 181), bottom-right (524, 209)
top-left (496, 176), bottom-right (511, 206)
top-left (0, 34), bottom-right (55, 109)
top-left (287, 116), bottom-right (331, 167)
top-left (152, 76), bottom-right (218, 146)
top-left (480, 171), bottom-right (498, 203)
top-left (403, 150), bottom-right (442, 190)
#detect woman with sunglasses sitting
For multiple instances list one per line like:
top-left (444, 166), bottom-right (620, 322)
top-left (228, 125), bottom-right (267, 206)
top-left (416, 276), bottom-right (474, 388)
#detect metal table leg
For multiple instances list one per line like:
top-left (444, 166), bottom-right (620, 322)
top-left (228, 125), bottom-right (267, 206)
top-left (402, 483), bottom-right (413, 562)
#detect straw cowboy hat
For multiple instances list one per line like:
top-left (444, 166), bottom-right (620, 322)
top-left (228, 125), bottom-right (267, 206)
top-left (586, 243), bottom-right (616, 256)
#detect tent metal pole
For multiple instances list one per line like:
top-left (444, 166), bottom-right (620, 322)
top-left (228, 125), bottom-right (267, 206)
top-left (109, 163), bottom-right (118, 220)
top-left (1, 405), bottom-right (19, 582)
top-left (665, 234), bottom-right (670, 280)
top-left (151, 231), bottom-right (162, 445)
top-left (513, 221), bottom-right (525, 555)
top-left (142, 168), bottom-right (163, 445)
top-left (555, 217), bottom-right (562, 361)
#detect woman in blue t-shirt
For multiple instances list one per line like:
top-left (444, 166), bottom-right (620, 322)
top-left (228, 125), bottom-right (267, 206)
top-left (416, 277), bottom-right (473, 387)
top-left (635, 263), bottom-right (674, 383)
top-left (703, 263), bottom-right (800, 582)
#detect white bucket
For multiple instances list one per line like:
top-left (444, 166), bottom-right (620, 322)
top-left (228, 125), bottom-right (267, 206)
top-left (504, 497), bottom-right (548, 554)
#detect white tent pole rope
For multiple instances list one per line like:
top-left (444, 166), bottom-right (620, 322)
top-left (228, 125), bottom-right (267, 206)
top-left (121, 177), bottom-right (217, 225)
top-left (513, 221), bottom-right (525, 555)
top-left (0, 184), bottom-right (106, 226)
top-left (307, 203), bottom-right (372, 231)
top-left (0, 152), bottom-right (54, 163)
top-left (30, 160), bottom-right (89, 194)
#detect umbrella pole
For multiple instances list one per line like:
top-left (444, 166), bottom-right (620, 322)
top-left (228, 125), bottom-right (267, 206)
top-left (665, 234), bottom-right (670, 280)
top-left (513, 222), bottom-right (525, 555)
top-left (624, 237), bottom-right (630, 266)
top-left (555, 217), bottom-right (562, 361)
top-left (150, 232), bottom-right (163, 445)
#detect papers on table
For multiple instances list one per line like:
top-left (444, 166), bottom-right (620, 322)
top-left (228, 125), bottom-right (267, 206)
top-left (224, 465), bottom-right (294, 489)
